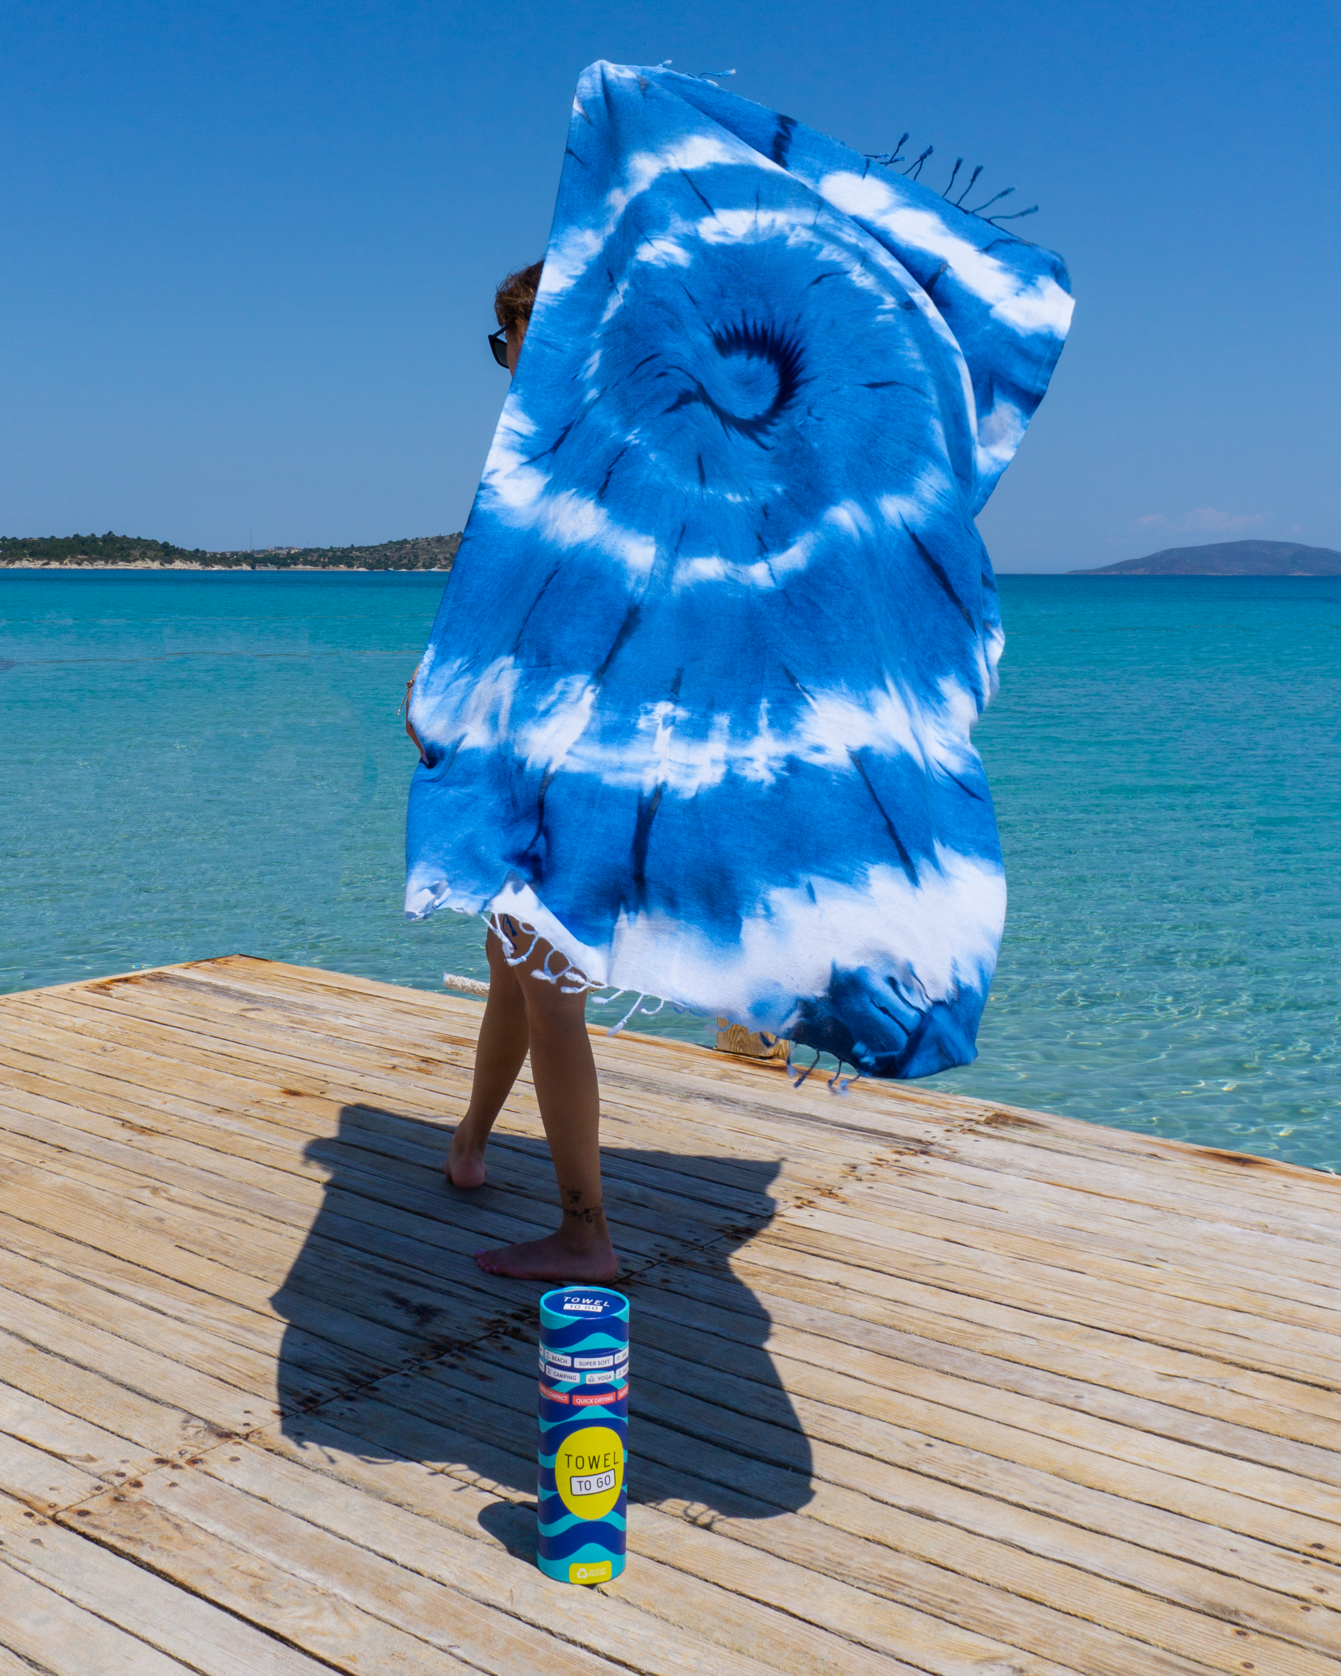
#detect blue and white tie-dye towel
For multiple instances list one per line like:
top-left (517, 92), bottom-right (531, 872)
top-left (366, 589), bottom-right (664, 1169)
top-left (406, 61), bottom-right (1073, 1078)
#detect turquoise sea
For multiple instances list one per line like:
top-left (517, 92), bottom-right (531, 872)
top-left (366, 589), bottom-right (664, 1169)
top-left (2, 570), bottom-right (1337, 1171)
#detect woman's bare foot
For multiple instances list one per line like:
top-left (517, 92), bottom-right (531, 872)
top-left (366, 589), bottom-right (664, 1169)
top-left (475, 1227), bottom-right (617, 1282)
top-left (445, 1129), bottom-right (489, 1190)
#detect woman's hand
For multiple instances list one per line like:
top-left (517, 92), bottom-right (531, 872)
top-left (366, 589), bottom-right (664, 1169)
top-left (402, 678), bottom-right (426, 762)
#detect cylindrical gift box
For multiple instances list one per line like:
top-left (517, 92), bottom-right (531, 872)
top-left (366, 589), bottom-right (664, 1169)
top-left (537, 1286), bottom-right (629, 1584)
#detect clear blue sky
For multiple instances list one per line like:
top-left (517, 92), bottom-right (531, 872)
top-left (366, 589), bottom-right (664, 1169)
top-left (2, 0), bottom-right (1337, 571)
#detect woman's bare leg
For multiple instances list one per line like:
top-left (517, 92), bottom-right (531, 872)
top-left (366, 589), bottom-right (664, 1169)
top-left (445, 929), bottom-right (530, 1188)
top-left (474, 939), bottom-right (615, 1282)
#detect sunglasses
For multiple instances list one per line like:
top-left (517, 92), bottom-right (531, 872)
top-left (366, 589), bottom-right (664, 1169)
top-left (488, 328), bottom-right (509, 369)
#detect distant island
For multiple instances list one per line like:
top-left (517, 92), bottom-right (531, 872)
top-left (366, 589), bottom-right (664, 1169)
top-left (1071, 539), bottom-right (1341, 576)
top-left (0, 532), bottom-right (463, 570)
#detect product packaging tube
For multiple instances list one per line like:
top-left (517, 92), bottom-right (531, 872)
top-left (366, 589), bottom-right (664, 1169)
top-left (537, 1286), bottom-right (629, 1584)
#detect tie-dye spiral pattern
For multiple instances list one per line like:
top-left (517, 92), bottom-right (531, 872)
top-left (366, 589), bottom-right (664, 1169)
top-left (406, 61), bottom-right (1073, 1077)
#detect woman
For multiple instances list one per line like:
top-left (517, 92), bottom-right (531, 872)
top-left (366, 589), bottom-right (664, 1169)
top-left (405, 65), bottom-right (1071, 1287)
top-left (410, 262), bottom-right (615, 1285)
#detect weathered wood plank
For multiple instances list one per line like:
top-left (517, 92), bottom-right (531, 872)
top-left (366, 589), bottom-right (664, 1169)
top-left (713, 1235), bottom-right (1341, 1430)
top-left (414, 1330), bottom-right (1341, 1669)
top-left (0, 1493), bottom-right (334, 1674)
top-left (0, 1328), bottom-right (225, 1462)
top-left (855, 1156), bottom-right (1341, 1298)
top-left (0, 1639), bottom-right (48, 1675)
top-left (0, 1055), bottom-right (752, 1252)
top-left (44, 1498), bottom-right (477, 1675)
top-left (641, 1254), bottom-right (1341, 1455)
top-left (0, 1383), bottom-right (148, 1484)
top-left (273, 1366), bottom-right (1337, 1624)
top-left (0, 1543), bottom-right (200, 1675)
top-left (57, 1471), bottom-right (696, 1676)
top-left (247, 1413), bottom-right (1083, 1676)
top-left (836, 1173), bottom-right (1341, 1328)
top-left (0, 1433), bottom-right (102, 1515)
top-left (337, 1364), bottom-right (1247, 1676)
top-left (758, 1208), bottom-right (1341, 1386)
top-left (0, 1291), bottom-right (276, 1436)
top-left (5, 982), bottom-right (870, 1188)
top-left (200, 1438), bottom-right (890, 1676)
top-left (3, 955), bottom-right (1339, 1676)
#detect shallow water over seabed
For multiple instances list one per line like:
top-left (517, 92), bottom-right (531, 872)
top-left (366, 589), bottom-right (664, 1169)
top-left (1, 571), bottom-right (1337, 1171)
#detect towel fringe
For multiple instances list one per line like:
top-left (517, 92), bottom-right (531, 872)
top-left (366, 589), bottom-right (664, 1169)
top-left (482, 912), bottom-right (860, 1090)
top-left (858, 140), bottom-right (1041, 238)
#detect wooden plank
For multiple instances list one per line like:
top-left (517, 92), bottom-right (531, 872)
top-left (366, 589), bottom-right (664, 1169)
top-left (769, 1192), bottom-right (1341, 1368)
top-left (10, 958), bottom-right (218, 997)
top-left (56, 1472), bottom-right (692, 1676)
top-left (6, 982), bottom-right (872, 1190)
top-left (0, 1383), bottom-right (148, 1483)
top-left (88, 965), bottom-right (954, 1158)
top-left (0, 1290), bottom-right (276, 1437)
top-left (250, 1409), bottom-right (1082, 1676)
top-left (37, 998), bottom-right (803, 1231)
top-left (630, 1250), bottom-right (1341, 1493)
top-left (0, 1243), bottom-right (300, 1400)
top-left (0, 1547), bottom-right (200, 1676)
top-left (0, 1206), bottom-right (408, 1388)
top-left (0, 1327), bottom-right (227, 1462)
top-left (0, 1138), bottom-right (543, 1369)
top-left (422, 1330), bottom-right (1341, 1579)
top-left (0, 1082), bottom-right (692, 1269)
top-left (349, 1362), bottom-right (1242, 1676)
top-left (272, 1373), bottom-right (1338, 1648)
top-left (0, 1111), bottom-right (562, 1294)
top-left (710, 1246), bottom-right (1341, 1441)
top-left (83, 958), bottom-right (1338, 1207)
top-left (723, 1206), bottom-right (1341, 1414)
top-left (626, 1264), bottom-right (1341, 1518)
top-left (0, 1433), bottom-right (102, 1515)
top-left (0, 1493), bottom-right (334, 1674)
top-left (645, 1249), bottom-right (1341, 1448)
top-left (950, 1105), bottom-right (1341, 1203)
top-left (42, 1499), bottom-right (477, 1675)
top-left (0, 1178), bottom-right (539, 1431)
top-left (7, 978), bottom-right (898, 1220)
top-left (540, 1273), bottom-right (1341, 1602)
top-left (930, 1126), bottom-right (1341, 1244)
top-left (829, 1174), bottom-right (1341, 1335)
top-left (4, 957), bottom-right (1339, 1676)
top-left (199, 1437), bottom-right (886, 1676)
top-left (0, 1118), bottom-right (679, 1379)
top-left (0, 1109), bottom-right (790, 1386)
top-left (858, 1154), bottom-right (1341, 1300)
top-left (0, 1640), bottom-right (49, 1676)
top-left (0, 1053), bottom-right (751, 1251)
top-left (431, 1330), bottom-right (1341, 1668)
top-left (758, 1206), bottom-right (1341, 1387)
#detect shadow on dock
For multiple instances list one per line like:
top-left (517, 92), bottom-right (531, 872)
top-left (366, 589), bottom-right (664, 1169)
top-left (270, 1104), bottom-right (815, 1528)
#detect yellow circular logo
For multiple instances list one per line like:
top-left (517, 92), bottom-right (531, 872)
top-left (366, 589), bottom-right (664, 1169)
top-left (555, 1425), bottom-right (625, 1521)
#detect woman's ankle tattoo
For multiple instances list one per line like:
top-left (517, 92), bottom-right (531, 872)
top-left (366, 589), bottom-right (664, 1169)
top-left (563, 1201), bottom-right (605, 1225)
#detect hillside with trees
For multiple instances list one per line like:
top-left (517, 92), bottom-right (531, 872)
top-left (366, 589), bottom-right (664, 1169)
top-left (1072, 539), bottom-right (1341, 575)
top-left (1, 532), bottom-right (463, 570)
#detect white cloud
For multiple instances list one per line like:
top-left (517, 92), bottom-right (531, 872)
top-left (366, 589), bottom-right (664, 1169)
top-left (1134, 508), bottom-right (1269, 536)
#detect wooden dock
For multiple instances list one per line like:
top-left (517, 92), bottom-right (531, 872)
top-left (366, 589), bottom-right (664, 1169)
top-left (1, 955), bottom-right (1338, 1676)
